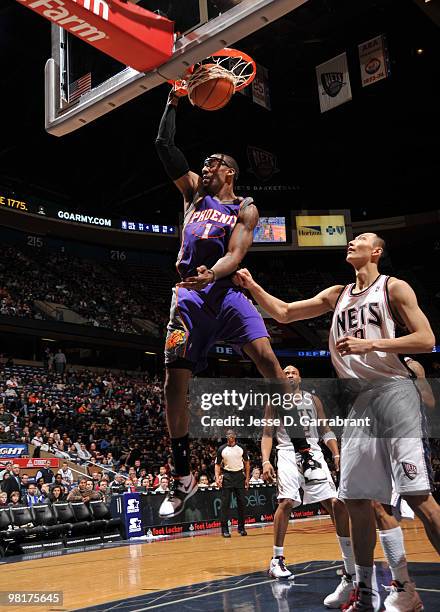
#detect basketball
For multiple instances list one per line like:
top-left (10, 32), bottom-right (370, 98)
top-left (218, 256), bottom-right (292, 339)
top-left (189, 64), bottom-right (235, 111)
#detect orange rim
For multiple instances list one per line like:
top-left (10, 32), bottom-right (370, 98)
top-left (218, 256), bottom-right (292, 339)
top-left (169, 48), bottom-right (256, 95)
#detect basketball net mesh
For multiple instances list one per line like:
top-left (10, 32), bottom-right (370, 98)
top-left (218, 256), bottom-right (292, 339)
top-left (178, 53), bottom-right (255, 105)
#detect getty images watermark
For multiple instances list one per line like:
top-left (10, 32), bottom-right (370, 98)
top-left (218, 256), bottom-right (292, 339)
top-left (188, 378), bottom-right (440, 440)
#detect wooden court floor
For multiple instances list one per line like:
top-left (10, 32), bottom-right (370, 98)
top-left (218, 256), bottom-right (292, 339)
top-left (0, 517), bottom-right (437, 611)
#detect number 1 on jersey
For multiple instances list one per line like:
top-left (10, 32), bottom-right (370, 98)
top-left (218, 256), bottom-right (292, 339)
top-left (201, 223), bottom-right (212, 239)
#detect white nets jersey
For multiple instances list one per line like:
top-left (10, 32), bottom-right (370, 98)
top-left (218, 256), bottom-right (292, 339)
top-left (329, 274), bottom-right (409, 380)
top-left (275, 390), bottom-right (321, 453)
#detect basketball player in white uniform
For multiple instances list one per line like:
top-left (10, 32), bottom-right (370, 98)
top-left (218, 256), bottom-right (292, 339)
top-left (263, 365), bottom-right (339, 579)
top-left (234, 232), bottom-right (440, 611)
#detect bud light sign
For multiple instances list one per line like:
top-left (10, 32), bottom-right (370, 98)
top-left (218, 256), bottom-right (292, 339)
top-left (0, 444), bottom-right (28, 458)
top-left (122, 493), bottom-right (143, 538)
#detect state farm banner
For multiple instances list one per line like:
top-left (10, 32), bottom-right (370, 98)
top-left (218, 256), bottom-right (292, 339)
top-left (0, 444), bottom-right (28, 459)
top-left (316, 52), bottom-right (352, 113)
top-left (358, 35), bottom-right (390, 88)
top-left (16, 0), bottom-right (174, 72)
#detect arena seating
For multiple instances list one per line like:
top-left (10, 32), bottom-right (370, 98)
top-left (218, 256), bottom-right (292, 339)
top-left (0, 502), bottom-right (122, 557)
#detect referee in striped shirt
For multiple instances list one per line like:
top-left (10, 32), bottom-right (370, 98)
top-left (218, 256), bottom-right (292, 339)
top-left (215, 430), bottom-right (250, 538)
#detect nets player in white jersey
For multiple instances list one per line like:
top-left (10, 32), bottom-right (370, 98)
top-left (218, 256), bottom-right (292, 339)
top-left (324, 356), bottom-right (434, 610)
top-left (234, 232), bottom-right (440, 611)
top-left (263, 365), bottom-right (340, 579)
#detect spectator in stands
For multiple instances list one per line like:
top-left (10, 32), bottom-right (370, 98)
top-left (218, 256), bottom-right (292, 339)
top-left (155, 476), bottom-right (170, 493)
top-left (67, 476), bottom-right (97, 502)
top-left (36, 477), bottom-right (45, 494)
top-left (25, 484), bottom-right (43, 507)
top-left (78, 443), bottom-right (92, 464)
top-left (20, 474), bottom-right (30, 496)
top-left (31, 430), bottom-right (44, 448)
top-left (54, 349), bottom-right (67, 375)
top-left (36, 460), bottom-right (55, 484)
top-left (249, 467), bottom-right (264, 485)
top-left (2, 463), bottom-right (21, 501)
top-left (0, 423), bottom-right (8, 442)
top-left (0, 491), bottom-right (8, 507)
top-left (8, 490), bottom-right (22, 507)
top-left (98, 480), bottom-right (111, 503)
top-left (58, 461), bottom-right (73, 486)
top-left (198, 475), bottom-right (210, 488)
top-left (48, 484), bottom-right (67, 503)
top-left (53, 473), bottom-right (64, 489)
top-left (109, 474), bottom-right (126, 495)
top-left (0, 461), bottom-right (13, 481)
top-left (140, 477), bottom-right (151, 491)
top-left (153, 466), bottom-right (167, 488)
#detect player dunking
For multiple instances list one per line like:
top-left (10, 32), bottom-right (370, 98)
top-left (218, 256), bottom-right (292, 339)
top-left (235, 232), bottom-right (440, 610)
top-left (155, 89), bottom-right (325, 518)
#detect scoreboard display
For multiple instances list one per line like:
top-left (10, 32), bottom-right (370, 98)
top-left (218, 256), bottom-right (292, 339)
top-left (253, 216), bottom-right (287, 243)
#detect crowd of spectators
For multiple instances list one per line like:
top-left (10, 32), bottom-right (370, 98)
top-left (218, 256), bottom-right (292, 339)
top-left (0, 246), bottom-right (171, 336)
top-left (1, 362), bottom-right (439, 509)
top-left (0, 364), bottom-right (264, 506)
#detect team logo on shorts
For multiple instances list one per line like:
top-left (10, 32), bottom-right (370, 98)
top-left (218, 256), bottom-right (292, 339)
top-left (165, 329), bottom-right (187, 351)
top-left (402, 461), bottom-right (418, 480)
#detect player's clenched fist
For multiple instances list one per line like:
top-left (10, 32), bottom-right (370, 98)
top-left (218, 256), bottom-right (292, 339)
top-left (233, 268), bottom-right (256, 289)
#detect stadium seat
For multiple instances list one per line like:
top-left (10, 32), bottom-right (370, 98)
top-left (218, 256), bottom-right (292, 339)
top-left (9, 506), bottom-right (45, 540)
top-left (70, 502), bottom-right (106, 533)
top-left (89, 500), bottom-right (122, 532)
top-left (0, 508), bottom-right (18, 544)
top-left (53, 502), bottom-right (89, 536)
top-left (31, 504), bottom-right (68, 538)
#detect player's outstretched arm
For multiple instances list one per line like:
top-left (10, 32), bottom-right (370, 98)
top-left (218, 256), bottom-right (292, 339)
top-left (234, 269), bottom-right (342, 324)
top-left (155, 89), bottom-right (200, 204)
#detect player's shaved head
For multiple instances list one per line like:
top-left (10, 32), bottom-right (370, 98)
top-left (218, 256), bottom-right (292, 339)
top-left (372, 233), bottom-right (386, 254)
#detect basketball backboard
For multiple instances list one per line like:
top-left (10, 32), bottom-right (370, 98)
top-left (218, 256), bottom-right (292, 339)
top-left (45, 0), bottom-right (308, 136)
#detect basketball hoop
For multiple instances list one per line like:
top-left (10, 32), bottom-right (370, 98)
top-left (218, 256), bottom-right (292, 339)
top-left (170, 48), bottom-right (256, 105)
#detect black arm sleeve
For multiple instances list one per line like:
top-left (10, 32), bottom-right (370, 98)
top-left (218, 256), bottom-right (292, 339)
top-left (155, 102), bottom-right (190, 181)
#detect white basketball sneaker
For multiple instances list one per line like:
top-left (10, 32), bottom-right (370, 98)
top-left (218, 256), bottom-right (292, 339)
top-left (268, 556), bottom-right (294, 580)
top-left (383, 581), bottom-right (424, 611)
top-left (324, 573), bottom-right (354, 608)
top-left (158, 474), bottom-right (197, 518)
top-left (299, 451), bottom-right (327, 484)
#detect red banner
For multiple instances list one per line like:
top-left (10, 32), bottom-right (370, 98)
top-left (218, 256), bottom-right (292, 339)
top-left (0, 458), bottom-right (60, 468)
top-left (17, 0), bottom-right (174, 73)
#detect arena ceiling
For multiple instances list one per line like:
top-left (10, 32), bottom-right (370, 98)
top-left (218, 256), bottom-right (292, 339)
top-left (0, 0), bottom-right (439, 225)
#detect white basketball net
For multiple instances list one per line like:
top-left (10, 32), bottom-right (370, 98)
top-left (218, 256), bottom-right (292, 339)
top-left (183, 53), bottom-right (255, 105)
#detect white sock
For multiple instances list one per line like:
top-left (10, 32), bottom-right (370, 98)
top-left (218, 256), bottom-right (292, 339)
top-left (379, 527), bottom-right (410, 584)
top-left (355, 565), bottom-right (374, 589)
top-left (337, 535), bottom-right (355, 577)
top-left (274, 546), bottom-right (284, 558)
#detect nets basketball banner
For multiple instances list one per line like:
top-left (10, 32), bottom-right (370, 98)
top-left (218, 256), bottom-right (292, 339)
top-left (316, 52), bottom-right (352, 113)
top-left (295, 214), bottom-right (347, 248)
top-left (358, 35), bottom-right (391, 88)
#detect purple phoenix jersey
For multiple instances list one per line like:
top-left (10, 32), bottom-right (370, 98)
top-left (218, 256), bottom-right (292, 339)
top-left (165, 194), bottom-right (269, 372)
top-left (176, 194), bottom-right (240, 283)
